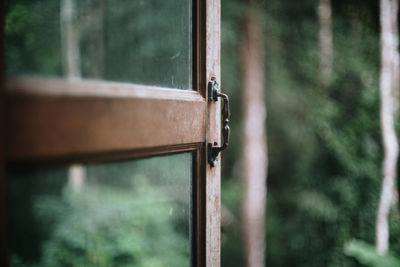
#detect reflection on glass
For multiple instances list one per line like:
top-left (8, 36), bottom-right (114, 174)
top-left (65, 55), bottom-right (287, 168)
top-left (5, 0), bottom-right (193, 89)
top-left (7, 153), bottom-right (193, 266)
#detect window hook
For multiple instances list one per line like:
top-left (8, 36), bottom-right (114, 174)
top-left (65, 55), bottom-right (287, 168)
top-left (208, 77), bottom-right (231, 167)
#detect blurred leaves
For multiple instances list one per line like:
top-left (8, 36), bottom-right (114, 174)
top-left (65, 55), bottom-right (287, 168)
top-left (5, 0), bottom-right (193, 88)
top-left (296, 190), bottom-right (338, 221)
top-left (344, 240), bottom-right (400, 267)
top-left (8, 154), bottom-right (192, 267)
top-left (221, 0), bottom-right (388, 266)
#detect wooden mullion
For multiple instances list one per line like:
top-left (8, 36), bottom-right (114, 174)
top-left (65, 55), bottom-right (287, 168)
top-left (205, 0), bottom-right (221, 266)
top-left (195, 143), bottom-right (206, 267)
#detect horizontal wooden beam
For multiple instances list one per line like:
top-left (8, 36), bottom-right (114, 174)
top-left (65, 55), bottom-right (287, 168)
top-left (5, 78), bottom-right (206, 161)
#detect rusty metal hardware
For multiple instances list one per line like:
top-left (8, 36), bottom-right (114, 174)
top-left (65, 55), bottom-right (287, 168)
top-left (208, 77), bottom-right (231, 167)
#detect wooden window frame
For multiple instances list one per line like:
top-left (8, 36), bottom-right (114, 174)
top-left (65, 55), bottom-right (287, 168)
top-left (0, 0), bottom-right (221, 266)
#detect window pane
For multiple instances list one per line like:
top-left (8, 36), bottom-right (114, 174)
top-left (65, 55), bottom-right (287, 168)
top-left (5, 0), bottom-right (193, 90)
top-left (7, 153), bottom-right (193, 266)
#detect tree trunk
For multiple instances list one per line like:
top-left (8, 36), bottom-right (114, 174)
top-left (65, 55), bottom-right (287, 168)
top-left (68, 164), bottom-right (86, 191)
top-left (61, 0), bottom-right (85, 190)
top-left (392, 0), bottom-right (400, 115)
top-left (390, 0), bottom-right (399, 210)
top-left (241, 8), bottom-right (268, 267)
top-left (84, 0), bottom-right (105, 79)
top-left (93, 0), bottom-right (104, 79)
top-left (318, 0), bottom-right (333, 85)
top-left (376, 0), bottom-right (399, 255)
top-left (61, 0), bottom-right (81, 79)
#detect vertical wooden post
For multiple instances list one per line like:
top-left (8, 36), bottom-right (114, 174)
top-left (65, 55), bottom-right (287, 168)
top-left (241, 8), bottom-right (268, 267)
top-left (205, 0), bottom-right (221, 266)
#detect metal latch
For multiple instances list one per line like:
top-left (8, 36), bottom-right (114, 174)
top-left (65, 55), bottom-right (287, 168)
top-left (208, 77), bottom-right (231, 167)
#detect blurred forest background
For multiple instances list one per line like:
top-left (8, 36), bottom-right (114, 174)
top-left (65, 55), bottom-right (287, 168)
top-left (221, 0), bottom-right (400, 266)
top-left (5, 0), bottom-right (400, 266)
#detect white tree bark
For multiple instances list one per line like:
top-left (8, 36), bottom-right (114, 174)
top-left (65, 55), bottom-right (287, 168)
top-left (391, 0), bottom-right (399, 211)
top-left (61, 0), bottom-right (86, 190)
top-left (68, 164), bottom-right (86, 192)
top-left (318, 0), bottom-right (333, 85)
top-left (82, 0), bottom-right (105, 78)
top-left (241, 9), bottom-right (268, 267)
top-left (376, 0), bottom-right (399, 255)
top-left (392, 0), bottom-right (400, 114)
top-left (61, 0), bottom-right (81, 79)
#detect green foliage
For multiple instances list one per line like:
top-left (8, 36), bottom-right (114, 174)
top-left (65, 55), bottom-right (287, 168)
top-left (5, 0), bottom-right (192, 88)
top-left (221, 0), bottom-right (394, 266)
top-left (32, 184), bottom-right (188, 267)
top-left (8, 154), bottom-right (192, 267)
top-left (221, 179), bottom-right (244, 267)
top-left (344, 240), bottom-right (400, 267)
top-left (5, 0), bottom-right (399, 265)
top-left (5, 1), bottom-right (62, 76)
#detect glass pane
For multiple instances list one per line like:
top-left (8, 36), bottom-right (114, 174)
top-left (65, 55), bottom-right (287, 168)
top-left (5, 0), bottom-right (193, 89)
top-left (7, 153), bottom-right (193, 266)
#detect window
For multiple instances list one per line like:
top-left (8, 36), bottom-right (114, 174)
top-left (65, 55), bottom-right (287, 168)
top-left (1, 0), bottom-right (221, 266)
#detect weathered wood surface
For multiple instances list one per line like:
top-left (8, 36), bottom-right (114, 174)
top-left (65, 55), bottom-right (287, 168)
top-left (205, 0), bottom-right (221, 266)
top-left (6, 78), bottom-right (205, 161)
